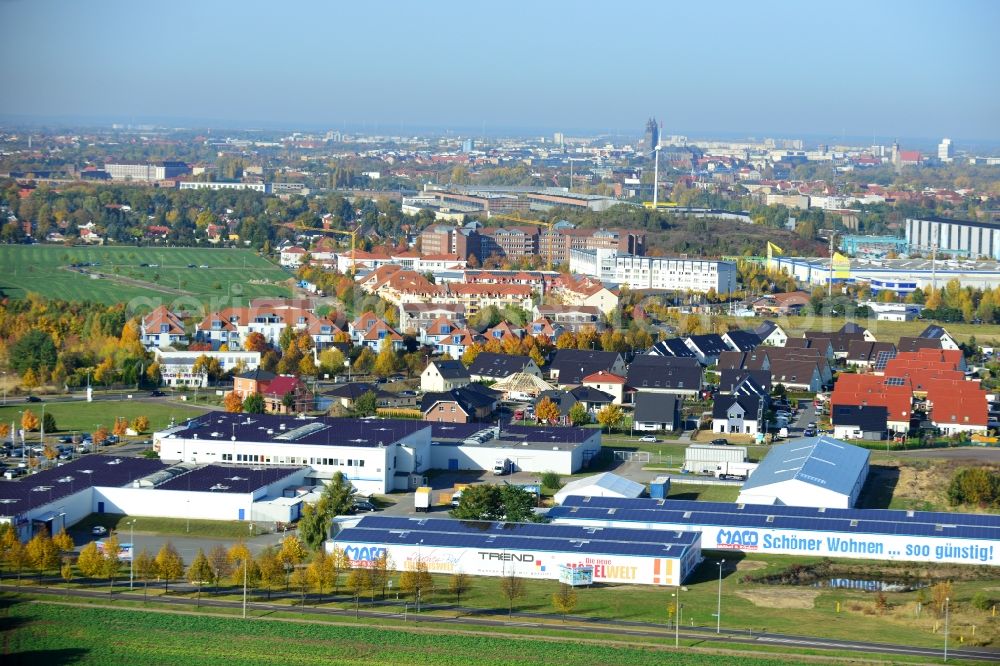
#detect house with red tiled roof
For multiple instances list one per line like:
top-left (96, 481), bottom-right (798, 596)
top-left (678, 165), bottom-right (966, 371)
top-left (439, 328), bottom-right (486, 359)
top-left (280, 246), bottom-right (307, 267)
top-left (581, 370), bottom-right (628, 405)
top-left (260, 375), bottom-right (312, 414)
top-left (484, 321), bottom-right (524, 344)
top-left (359, 320), bottom-right (404, 352)
top-left (140, 306), bottom-right (187, 349)
top-left (560, 274), bottom-right (619, 314)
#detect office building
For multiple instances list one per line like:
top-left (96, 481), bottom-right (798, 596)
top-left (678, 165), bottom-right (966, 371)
top-left (105, 161), bottom-right (190, 182)
top-left (938, 138), bottom-right (953, 163)
top-left (569, 249), bottom-right (737, 294)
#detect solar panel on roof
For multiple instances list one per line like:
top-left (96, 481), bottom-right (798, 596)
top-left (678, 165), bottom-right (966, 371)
top-left (885, 376), bottom-right (906, 386)
top-left (873, 350), bottom-right (897, 371)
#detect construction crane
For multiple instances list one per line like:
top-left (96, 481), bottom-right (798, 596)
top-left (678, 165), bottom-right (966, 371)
top-left (488, 213), bottom-right (556, 270)
top-left (319, 225), bottom-right (362, 272)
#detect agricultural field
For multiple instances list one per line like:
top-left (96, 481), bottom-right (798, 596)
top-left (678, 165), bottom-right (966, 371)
top-left (0, 600), bottom-right (797, 666)
top-left (0, 398), bottom-right (206, 436)
top-left (0, 245), bottom-right (292, 307)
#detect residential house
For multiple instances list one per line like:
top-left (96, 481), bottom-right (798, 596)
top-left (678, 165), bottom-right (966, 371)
top-left (259, 375), bottom-right (312, 414)
top-left (752, 291), bottom-right (810, 316)
top-left (467, 353), bottom-right (540, 382)
top-left (140, 306), bottom-right (187, 349)
top-left (712, 395), bottom-right (764, 435)
top-left (548, 349), bottom-right (626, 387)
top-left (526, 316), bottom-right (563, 343)
top-left (398, 303), bottom-right (467, 334)
top-left (754, 320), bottom-right (788, 347)
top-left (722, 330), bottom-right (762, 353)
top-left (633, 393), bottom-right (683, 432)
top-left (153, 350), bottom-right (260, 388)
top-left (567, 386), bottom-right (615, 413)
top-left (832, 405), bottom-right (888, 441)
top-left (897, 336), bottom-right (944, 353)
top-left (845, 341), bottom-right (897, 370)
top-left (768, 359), bottom-right (825, 392)
top-left (421, 360), bottom-right (471, 393)
top-left (560, 274), bottom-right (619, 314)
top-left (581, 371), bottom-right (628, 405)
top-left (534, 304), bottom-right (606, 334)
top-left (684, 334), bottom-right (730, 366)
top-left (232, 369), bottom-right (277, 401)
top-left (919, 325), bottom-right (960, 351)
top-left (804, 330), bottom-right (868, 359)
top-left (785, 337), bottom-right (835, 361)
top-left (648, 338), bottom-right (698, 359)
top-left (536, 390), bottom-right (579, 425)
top-left (280, 246), bottom-right (307, 267)
top-left (421, 384), bottom-right (499, 423)
top-left (626, 355), bottom-right (702, 398)
top-left (438, 327), bottom-right (486, 359)
top-left (718, 369), bottom-right (771, 397)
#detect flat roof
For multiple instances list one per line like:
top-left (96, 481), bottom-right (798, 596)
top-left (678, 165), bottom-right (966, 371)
top-left (162, 413), bottom-right (429, 448)
top-left (775, 256), bottom-right (1000, 272)
top-left (335, 515), bottom-right (697, 559)
top-left (551, 496), bottom-right (1000, 541)
top-left (154, 465), bottom-right (306, 494)
top-left (430, 423), bottom-right (595, 452)
top-left (0, 456), bottom-right (168, 518)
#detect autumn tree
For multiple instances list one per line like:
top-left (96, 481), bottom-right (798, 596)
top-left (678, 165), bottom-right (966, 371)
top-left (552, 583), bottom-right (579, 621)
top-left (133, 547), bottom-right (156, 600)
top-left (155, 542), bottom-right (184, 593)
top-left (399, 556), bottom-right (434, 609)
top-left (100, 534), bottom-right (122, 597)
top-left (596, 404), bottom-right (624, 433)
top-left (94, 426), bottom-right (110, 447)
top-left (535, 397), bottom-right (561, 425)
top-left (449, 571), bottom-right (471, 609)
top-left (112, 416), bottom-right (129, 438)
top-left (21, 409), bottom-right (40, 432)
top-left (243, 393), bottom-right (265, 414)
top-left (224, 391), bottom-right (244, 413)
top-left (932, 581), bottom-right (953, 616)
top-left (187, 549), bottom-right (214, 606)
top-left (192, 355), bottom-right (222, 383)
top-left (26, 528), bottom-right (59, 578)
top-left (307, 549), bottom-right (335, 604)
top-left (568, 402), bottom-right (590, 426)
top-left (207, 544), bottom-right (232, 594)
top-left (244, 331), bottom-right (268, 353)
top-left (52, 528), bottom-right (74, 556)
top-left (76, 542), bottom-right (103, 579)
top-left (318, 348), bottom-right (346, 376)
top-left (291, 567), bottom-right (311, 606)
top-left (228, 542), bottom-right (260, 592)
top-left (372, 338), bottom-right (398, 377)
top-left (256, 547), bottom-right (285, 600)
top-left (6, 537), bottom-right (30, 585)
top-left (499, 573), bottom-right (526, 619)
top-left (131, 415), bottom-right (150, 434)
top-left (278, 534), bottom-right (307, 589)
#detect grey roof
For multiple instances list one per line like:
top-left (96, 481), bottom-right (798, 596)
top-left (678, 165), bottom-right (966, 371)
top-left (648, 338), bottom-right (696, 358)
top-left (536, 390), bottom-right (577, 416)
top-left (919, 324), bottom-right (948, 340)
top-left (718, 369), bottom-right (771, 395)
top-left (634, 392), bottom-right (681, 423)
top-left (569, 385), bottom-right (614, 404)
top-left (467, 353), bottom-right (533, 378)
top-left (421, 385), bottom-right (498, 414)
top-left (627, 361), bottom-right (701, 391)
top-left (324, 382), bottom-right (379, 400)
top-left (804, 331), bottom-right (866, 353)
top-left (236, 368), bottom-right (276, 382)
top-left (724, 330), bottom-right (762, 352)
top-left (550, 349), bottom-right (622, 385)
top-left (712, 394), bottom-right (761, 419)
top-left (897, 336), bottom-right (942, 352)
top-left (840, 322), bottom-right (869, 335)
top-left (740, 436), bottom-right (870, 497)
top-left (630, 354), bottom-right (699, 369)
top-left (831, 405), bottom-right (888, 432)
top-left (685, 334), bottom-right (729, 355)
top-left (430, 359), bottom-right (471, 380)
top-left (155, 465), bottom-right (305, 493)
top-left (754, 320), bottom-right (780, 338)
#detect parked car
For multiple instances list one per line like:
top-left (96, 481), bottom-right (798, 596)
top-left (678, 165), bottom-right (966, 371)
top-left (710, 438), bottom-right (729, 446)
top-left (91, 525), bottom-right (107, 536)
top-left (639, 435), bottom-right (658, 442)
top-left (25, 395), bottom-right (42, 403)
top-left (3, 468), bottom-right (26, 480)
top-left (149, 390), bottom-right (166, 397)
top-left (352, 500), bottom-right (377, 513)
top-left (803, 427), bottom-right (817, 437)
top-left (58, 435), bottom-right (74, 444)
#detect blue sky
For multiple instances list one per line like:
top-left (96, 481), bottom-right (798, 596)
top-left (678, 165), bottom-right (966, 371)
top-left (1, 0), bottom-right (998, 140)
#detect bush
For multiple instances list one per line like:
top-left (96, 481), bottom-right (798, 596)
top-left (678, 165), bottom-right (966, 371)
top-left (972, 592), bottom-right (994, 612)
top-left (541, 471), bottom-right (562, 490)
top-left (946, 467), bottom-right (1000, 506)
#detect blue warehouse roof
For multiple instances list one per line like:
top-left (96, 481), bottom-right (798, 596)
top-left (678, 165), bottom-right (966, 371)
top-left (551, 496), bottom-right (1000, 541)
top-left (334, 515), bottom-right (698, 559)
top-left (740, 436), bottom-right (869, 496)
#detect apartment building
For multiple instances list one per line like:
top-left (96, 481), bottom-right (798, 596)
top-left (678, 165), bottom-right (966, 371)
top-left (569, 249), bottom-right (737, 294)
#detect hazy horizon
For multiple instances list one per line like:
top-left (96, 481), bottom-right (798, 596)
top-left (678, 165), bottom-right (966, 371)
top-left (1, 0), bottom-right (998, 142)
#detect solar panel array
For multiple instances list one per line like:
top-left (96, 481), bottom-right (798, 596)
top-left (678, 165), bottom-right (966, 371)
top-left (884, 376), bottom-right (907, 386)
top-left (0, 456), bottom-right (168, 517)
top-left (553, 496), bottom-right (1000, 541)
top-left (338, 514), bottom-right (699, 559)
top-left (872, 349), bottom-right (898, 372)
top-left (155, 464), bottom-right (305, 494)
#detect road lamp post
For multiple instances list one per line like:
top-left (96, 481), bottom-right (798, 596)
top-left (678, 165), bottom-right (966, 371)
top-left (672, 588), bottom-right (682, 648)
top-left (944, 596), bottom-right (950, 662)
top-left (127, 519), bottom-right (136, 590)
top-left (716, 559), bottom-right (725, 634)
top-left (2, 370), bottom-right (6, 405)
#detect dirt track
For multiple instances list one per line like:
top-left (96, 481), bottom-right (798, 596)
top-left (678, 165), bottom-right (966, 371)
top-left (892, 447), bottom-right (1000, 462)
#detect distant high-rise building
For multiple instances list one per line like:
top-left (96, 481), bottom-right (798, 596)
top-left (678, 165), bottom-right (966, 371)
top-left (644, 118), bottom-right (659, 154)
top-left (938, 138), bottom-right (953, 163)
top-left (553, 132), bottom-right (565, 146)
top-left (890, 140), bottom-right (900, 166)
top-left (462, 138), bottom-right (474, 153)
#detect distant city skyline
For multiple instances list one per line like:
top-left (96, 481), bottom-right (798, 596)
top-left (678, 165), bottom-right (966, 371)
top-left (1, 0), bottom-right (998, 141)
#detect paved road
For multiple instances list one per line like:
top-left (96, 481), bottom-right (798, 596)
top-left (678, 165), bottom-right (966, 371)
top-left (10, 584), bottom-right (998, 662)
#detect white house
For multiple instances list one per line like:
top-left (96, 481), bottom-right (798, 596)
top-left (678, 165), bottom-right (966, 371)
top-left (153, 350), bottom-right (261, 387)
top-left (420, 360), bottom-right (471, 393)
top-left (280, 246), bottom-right (307, 268)
top-left (712, 395), bottom-right (763, 435)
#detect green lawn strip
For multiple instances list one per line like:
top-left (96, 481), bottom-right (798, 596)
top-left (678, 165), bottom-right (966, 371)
top-left (0, 245), bottom-right (290, 305)
top-left (0, 597), bottom-right (805, 666)
top-left (714, 314), bottom-right (1000, 346)
top-left (0, 400), bottom-right (205, 435)
top-left (665, 482), bottom-right (741, 502)
top-left (73, 513), bottom-right (270, 539)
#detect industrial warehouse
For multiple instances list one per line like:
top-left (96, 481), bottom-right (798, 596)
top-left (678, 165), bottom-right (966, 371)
top-left (154, 414), bottom-right (600, 494)
top-left (329, 515), bottom-right (702, 586)
top-left (0, 456), bottom-right (311, 541)
top-left (548, 496), bottom-right (1000, 566)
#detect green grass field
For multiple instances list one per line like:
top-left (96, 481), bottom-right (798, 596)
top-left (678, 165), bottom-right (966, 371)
top-left (717, 314), bottom-right (1000, 346)
top-left (0, 245), bottom-right (291, 306)
top-left (0, 600), bottom-right (803, 666)
top-left (0, 399), bottom-right (206, 436)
